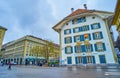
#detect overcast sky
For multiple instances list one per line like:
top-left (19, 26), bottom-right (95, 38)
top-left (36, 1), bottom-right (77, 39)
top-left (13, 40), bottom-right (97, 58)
top-left (0, 0), bottom-right (118, 44)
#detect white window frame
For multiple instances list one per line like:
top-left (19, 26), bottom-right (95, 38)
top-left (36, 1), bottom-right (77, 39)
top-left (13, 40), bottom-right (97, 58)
top-left (74, 28), bottom-right (79, 33)
top-left (97, 43), bottom-right (103, 51)
top-left (93, 23), bottom-right (99, 29)
top-left (85, 45), bottom-right (91, 52)
top-left (75, 36), bottom-right (80, 42)
top-left (66, 47), bottom-right (72, 53)
top-left (94, 32), bottom-right (100, 39)
top-left (76, 46), bottom-right (81, 53)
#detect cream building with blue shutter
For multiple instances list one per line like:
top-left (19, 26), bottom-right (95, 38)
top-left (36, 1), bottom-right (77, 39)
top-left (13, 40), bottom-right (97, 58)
top-left (53, 9), bottom-right (117, 65)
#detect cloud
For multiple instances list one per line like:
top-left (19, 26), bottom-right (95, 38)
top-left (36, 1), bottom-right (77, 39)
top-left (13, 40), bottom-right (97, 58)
top-left (0, 0), bottom-right (117, 44)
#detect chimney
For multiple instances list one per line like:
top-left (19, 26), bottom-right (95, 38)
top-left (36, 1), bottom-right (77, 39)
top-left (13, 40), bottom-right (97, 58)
top-left (71, 8), bottom-right (74, 12)
top-left (84, 4), bottom-right (87, 10)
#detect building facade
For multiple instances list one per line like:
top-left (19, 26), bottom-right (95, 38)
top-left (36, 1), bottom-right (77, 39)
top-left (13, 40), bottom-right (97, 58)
top-left (53, 9), bottom-right (117, 65)
top-left (0, 26), bottom-right (7, 60)
top-left (2, 35), bottom-right (60, 65)
top-left (112, 0), bottom-right (120, 34)
top-left (112, 0), bottom-right (120, 64)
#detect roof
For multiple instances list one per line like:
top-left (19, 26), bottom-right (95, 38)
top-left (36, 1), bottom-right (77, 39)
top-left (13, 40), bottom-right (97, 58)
top-left (2, 35), bottom-right (60, 48)
top-left (67, 9), bottom-right (89, 17)
top-left (107, 15), bottom-right (114, 29)
top-left (112, 0), bottom-right (120, 25)
top-left (67, 9), bottom-right (113, 18)
top-left (0, 26), bottom-right (7, 30)
top-left (53, 9), bottom-right (113, 32)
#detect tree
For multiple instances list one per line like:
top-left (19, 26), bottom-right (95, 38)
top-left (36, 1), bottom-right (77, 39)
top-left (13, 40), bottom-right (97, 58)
top-left (30, 40), bottom-right (59, 63)
top-left (30, 45), bottom-right (43, 64)
top-left (42, 40), bottom-right (60, 62)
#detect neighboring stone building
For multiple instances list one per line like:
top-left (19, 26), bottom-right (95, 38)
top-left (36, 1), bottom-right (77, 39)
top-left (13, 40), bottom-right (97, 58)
top-left (2, 35), bottom-right (60, 65)
top-left (53, 9), bottom-right (117, 65)
top-left (112, 0), bottom-right (120, 34)
top-left (0, 26), bottom-right (7, 60)
top-left (112, 0), bottom-right (120, 63)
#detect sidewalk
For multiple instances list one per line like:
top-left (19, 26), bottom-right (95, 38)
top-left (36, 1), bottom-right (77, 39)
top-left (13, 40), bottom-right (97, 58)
top-left (0, 66), bottom-right (17, 78)
top-left (60, 64), bottom-right (120, 69)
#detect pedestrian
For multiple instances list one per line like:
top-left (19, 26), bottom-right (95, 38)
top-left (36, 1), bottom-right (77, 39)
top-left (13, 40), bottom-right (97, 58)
top-left (2, 62), bottom-right (4, 66)
top-left (8, 62), bottom-right (11, 70)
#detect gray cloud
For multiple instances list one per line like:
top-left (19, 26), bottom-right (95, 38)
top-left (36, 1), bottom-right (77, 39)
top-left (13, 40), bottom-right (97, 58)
top-left (0, 0), bottom-right (117, 44)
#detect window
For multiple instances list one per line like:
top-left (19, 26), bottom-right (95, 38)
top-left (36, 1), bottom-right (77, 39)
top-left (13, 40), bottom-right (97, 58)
top-left (64, 37), bottom-right (72, 44)
top-left (99, 55), bottom-right (106, 63)
top-left (72, 18), bottom-right (77, 24)
top-left (85, 45), bottom-right (91, 52)
top-left (75, 45), bottom-right (82, 53)
top-left (97, 43), bottom-right (103, 50)
top-left (85, 44), bottom-right (93, 52)
top-left (91, 23), bottom-right (101, 29)
top-left (65, 46), bottom-right (73, 54)
top-left (84, 34), bottom-right (91, 40)
top-left (78, 17), bottom-right (86, 23)
top-left (81, 44), bottom-right (93, 52)
top-left (64, 29), bottom-right (71, 35)
top-left (74, 35), bottom-right (80, 42)
top-left (81, 25), bottom-right (89, 31)
top-left (73, 27), bottom-right (80, 33)
top-left (79, 34), bottom-right (91, 41)
top-left (93, 32), bottom-right (103, 40)
top-left (94, 43), bottom-right (106, 52)
top-left (72, 17), bottom-right (86, 24)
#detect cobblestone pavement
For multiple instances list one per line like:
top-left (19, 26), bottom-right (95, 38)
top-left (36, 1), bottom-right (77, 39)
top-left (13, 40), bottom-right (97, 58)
top-left (0, 65), bottom-right (120, 78)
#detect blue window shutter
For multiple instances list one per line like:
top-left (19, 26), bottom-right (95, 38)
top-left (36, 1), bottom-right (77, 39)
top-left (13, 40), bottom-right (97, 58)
top-left (94, 44), bottom-right (97, 51)
top-left (73, 29), bottom-right (75, 33)
top-left (81, 45), bottom-right (84, 52)
top-left (81, 45), bottom-right (85, 52)
top-left (74, 36), bottom-right (76, 42)
top-left (89, 34), bottom-right (91, 40)
top-left (79, 27), bottom-right (82, 32)
top-left (80, 35), bottom-right (82, 41)
top-left (87, 25), bottom-right (89, 30)
top-left (82, 35), bottom-right (84, 41)
top-left (70, 37), bottom-right (72, 43)
top-left (91, 24), bottom-right (93, 29)
top-left (78, 18), bottom-right (81, 23)
top-left (64, 30), bottom-right (66, 34)
top-left (75, 57), bottom-right (78, 64)
top-left (84, 17), bottom-right (86, 22)
top-left (65, 47), bottom-right (67, 53)
top-left (71, 47), bottom-right (73, 53)
top-left (84, 45), bottom-right (86, 52)
top-left (92, 56), bottom-right (96, 64)
top-left (102, 43), bottom-right (106, 51)
top-left (98, 23), bottom-right (101, 28)
top-left (80, 35), bottom-right (84, 41)
top-left (64, 38), bottom-right (66, 44)
top-left (91, 44), bottom-right (93, 52)
top-left (72, 20), bottom-right (74, 24)
top-left (74, 46), bottom-right (76, 53)
top-left (92, 33), bottom-right (95, 40)
top-left (100, 32), bottom-right (103, 39)
top-left (69, 29), bottom-right (71, 34)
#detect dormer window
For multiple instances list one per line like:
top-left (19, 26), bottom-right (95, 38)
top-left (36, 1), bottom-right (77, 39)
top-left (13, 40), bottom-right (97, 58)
top-left (72, 17), bottom-right (86, 24)
top-left (91, 23), bottom-right (101, 29)
top-left (64, 29), bottom-right (71, 35)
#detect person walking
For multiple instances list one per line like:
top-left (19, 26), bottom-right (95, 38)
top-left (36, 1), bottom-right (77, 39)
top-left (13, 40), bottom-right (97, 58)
top-left (8, 62), bottom-right (11, 70)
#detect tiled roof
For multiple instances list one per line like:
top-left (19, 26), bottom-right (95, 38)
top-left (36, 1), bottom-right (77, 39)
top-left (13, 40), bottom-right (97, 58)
top-left (67, 9), bottom-right (90, 17)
